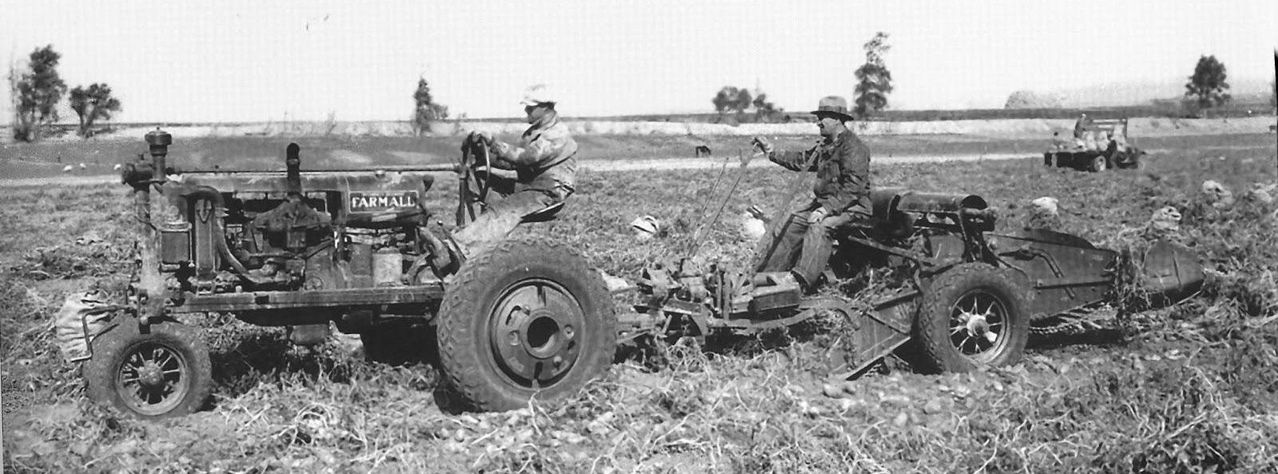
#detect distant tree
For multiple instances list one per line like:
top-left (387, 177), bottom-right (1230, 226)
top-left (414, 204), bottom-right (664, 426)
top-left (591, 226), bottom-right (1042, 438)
top-left (752, 92), bottom-right (782, 122)
top-left (411, 77), bottom-right (448, 136)
top-left (69, 83), bottom-right (121, 138)
top-left (6, 62), bottom-right (17, 137)
top-left (712, 86), bottom-right (734, 119)
top-left (712, 86), bottom-right (753, 122)
top-left (853, 32), bottom-right (894, 119)
top-left (1183, 55), bottom-right (1231, 112)
top-left (12, 45), bottom-right (67, 142)
top-left (732, 88), bottom-right (752, 119)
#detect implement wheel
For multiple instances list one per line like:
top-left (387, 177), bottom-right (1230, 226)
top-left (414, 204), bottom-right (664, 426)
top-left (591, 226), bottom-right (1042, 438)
top-left (84, 318), bottom-right (213, 419)
top-left (436, 238), bottom-right (616, 411)
top-left (913, 263), bottom-right (1030, 373)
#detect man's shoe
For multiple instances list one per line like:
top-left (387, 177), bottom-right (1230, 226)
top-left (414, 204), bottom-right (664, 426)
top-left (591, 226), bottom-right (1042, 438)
top-left (753, 271), bottom-right (799, 290)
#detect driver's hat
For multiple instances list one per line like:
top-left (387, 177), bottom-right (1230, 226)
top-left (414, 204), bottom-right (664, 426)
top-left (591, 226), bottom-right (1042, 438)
top-left (520, 84), bottom-right (556, 106)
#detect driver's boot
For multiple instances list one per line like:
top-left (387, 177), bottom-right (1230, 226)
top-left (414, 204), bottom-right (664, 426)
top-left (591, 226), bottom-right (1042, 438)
top-left (436, 235), bottom-right (468, 284)
top-left (416, 228), bottom-right (464, 282)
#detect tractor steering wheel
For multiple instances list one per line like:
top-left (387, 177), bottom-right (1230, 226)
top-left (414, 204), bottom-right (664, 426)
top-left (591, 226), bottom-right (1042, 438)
top-left (457, 135), bottom-right (493, 226)
top-left (463, 136), bottom-right (493, 202)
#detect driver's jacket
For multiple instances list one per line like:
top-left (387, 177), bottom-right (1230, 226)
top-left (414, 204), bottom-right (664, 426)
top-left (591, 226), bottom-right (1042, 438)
top-left (767, 128), bottom-right (872, 217)
top-left (491, 112), bottom-right (578, 201)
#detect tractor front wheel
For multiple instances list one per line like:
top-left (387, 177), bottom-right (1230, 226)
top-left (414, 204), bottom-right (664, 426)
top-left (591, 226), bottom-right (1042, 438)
top-left (84, 318), bottom-right (213, 419)
top-left (436, 239), bottom-right (616, 411)
top-left (913, 263), bottom-right (1031, 373)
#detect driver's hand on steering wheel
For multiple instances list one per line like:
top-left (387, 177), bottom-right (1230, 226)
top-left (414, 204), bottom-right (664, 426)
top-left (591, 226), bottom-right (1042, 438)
top-left (470, 130), bottom-right (494, 146)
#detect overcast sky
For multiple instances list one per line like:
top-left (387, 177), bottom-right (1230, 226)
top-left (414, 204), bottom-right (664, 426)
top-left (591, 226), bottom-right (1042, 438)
top-left (2, 0), bottom-right (1275, 122)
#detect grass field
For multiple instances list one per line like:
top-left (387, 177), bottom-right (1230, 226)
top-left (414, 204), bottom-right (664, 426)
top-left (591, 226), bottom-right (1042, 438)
top-left (2, 135), bottom-right (1276, 472)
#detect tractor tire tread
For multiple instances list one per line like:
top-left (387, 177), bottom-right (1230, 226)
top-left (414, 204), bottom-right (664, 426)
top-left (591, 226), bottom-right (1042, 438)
top-left (84, 318), bottom-right (213, 419)
top-left (913, 263), bottom-right (1031, 374)
top-left (436, 238), bottom-right (615, 411)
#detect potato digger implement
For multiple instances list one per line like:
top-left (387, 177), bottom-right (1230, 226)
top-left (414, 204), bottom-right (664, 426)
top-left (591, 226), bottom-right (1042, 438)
top-left (617, 188), bottom-right (1203, 378)
top-left (65, 130), bottom-right (1204, 419)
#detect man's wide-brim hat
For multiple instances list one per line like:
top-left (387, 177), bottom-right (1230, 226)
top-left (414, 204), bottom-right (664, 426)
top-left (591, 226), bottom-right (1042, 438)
top-left (811, 96), bottom-right (854, 122)
top-left (520, 84), bottom-right (556, 106)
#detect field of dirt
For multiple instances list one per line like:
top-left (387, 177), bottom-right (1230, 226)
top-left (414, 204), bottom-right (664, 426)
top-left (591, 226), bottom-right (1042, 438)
top-left (2, 132), bottom-right (1277, 471)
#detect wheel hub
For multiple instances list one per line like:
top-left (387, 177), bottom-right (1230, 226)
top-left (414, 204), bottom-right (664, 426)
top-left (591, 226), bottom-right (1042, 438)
top-left (116, 343), bottom-right (189, 415)
top-left (960, 313), bottom-right (997, 343)
top-left (137, 360), bottom-right (165, 387)
top-left (490, 280), bottom-right (585, 388)
top-left (950, 291), bottom-right (1007, 356)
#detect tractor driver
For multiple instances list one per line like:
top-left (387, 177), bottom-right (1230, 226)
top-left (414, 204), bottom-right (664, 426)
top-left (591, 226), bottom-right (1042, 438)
top-left (750, 96), bottom-right (872, 293)
top-left (1073, 112), bottom-right (1092, 139)
top-left (453, 84), bottom-right (579, 257)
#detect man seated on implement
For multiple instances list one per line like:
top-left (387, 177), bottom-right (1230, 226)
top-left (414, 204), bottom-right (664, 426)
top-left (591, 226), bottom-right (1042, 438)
top-left (750, 95), bottom-right (872, 293)
top-left (453, 84), bottom-right (578, 257)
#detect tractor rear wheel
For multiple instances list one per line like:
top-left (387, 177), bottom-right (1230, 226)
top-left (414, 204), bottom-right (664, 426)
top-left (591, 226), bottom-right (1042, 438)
top-left (84, 318), bottom-right (213, 419)
top-left (913, 263), bottom-right (1030, 373)
top-left (436, 238), bottom-right (616, 411)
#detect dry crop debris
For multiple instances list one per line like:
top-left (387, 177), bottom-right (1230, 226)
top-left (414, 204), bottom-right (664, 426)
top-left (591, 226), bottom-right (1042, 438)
top-left (3, 145), bottom-right (1277, 472)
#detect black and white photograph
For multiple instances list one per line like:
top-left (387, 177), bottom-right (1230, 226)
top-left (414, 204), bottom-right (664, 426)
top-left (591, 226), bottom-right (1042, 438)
top-left (3, 1), bottom-right (1277, 471)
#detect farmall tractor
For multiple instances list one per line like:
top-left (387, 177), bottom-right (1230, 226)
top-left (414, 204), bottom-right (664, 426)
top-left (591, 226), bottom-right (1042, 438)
top-left (90, 130), bottom-right (615, 417)
top-left (80, 130), bottom-right (1203, 419)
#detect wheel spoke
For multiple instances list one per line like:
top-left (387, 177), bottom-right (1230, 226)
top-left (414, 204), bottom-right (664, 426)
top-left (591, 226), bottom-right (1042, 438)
top-left (158, 351), bottom-right (177, 369)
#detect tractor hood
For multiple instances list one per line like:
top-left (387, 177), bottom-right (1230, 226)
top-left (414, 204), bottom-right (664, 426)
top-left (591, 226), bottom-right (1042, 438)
top-left (176, 169), bottom-right (446, 195)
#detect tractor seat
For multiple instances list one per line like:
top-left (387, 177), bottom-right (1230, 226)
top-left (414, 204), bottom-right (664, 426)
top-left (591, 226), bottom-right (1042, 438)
top-left (521, 201), bottom-right (565, 223)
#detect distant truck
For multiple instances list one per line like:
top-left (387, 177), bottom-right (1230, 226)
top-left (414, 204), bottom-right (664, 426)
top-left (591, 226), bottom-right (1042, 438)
top-left (1044, 118), bottom-right (1145, 172)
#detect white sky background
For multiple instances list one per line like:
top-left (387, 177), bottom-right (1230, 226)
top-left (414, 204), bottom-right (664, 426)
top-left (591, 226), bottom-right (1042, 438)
top-left (2, 0), bottom-right (1275, 122)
